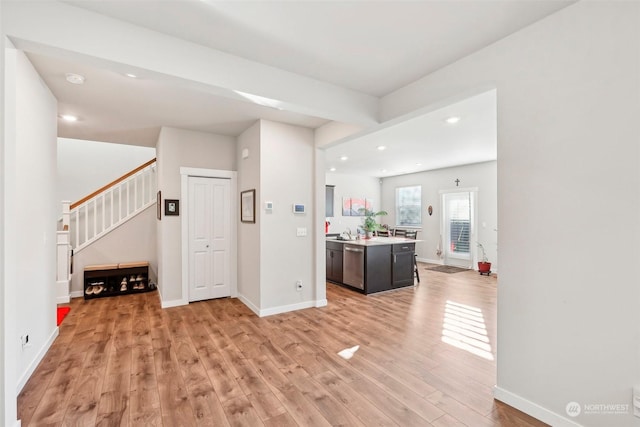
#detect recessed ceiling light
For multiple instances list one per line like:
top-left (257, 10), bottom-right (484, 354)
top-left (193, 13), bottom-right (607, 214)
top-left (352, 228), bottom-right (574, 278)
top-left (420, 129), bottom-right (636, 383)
top-left (377, 145), bottom-right (386, 151)
top-left (65, 73), bottom-right (85, 85)
top-left (340, 156), bottom-right (348, 161)
top-left (416, 163), bottom-right (422, 166)
top-left (125, 73), bottom-right (137, 78)
top-left (61, 114), bottom-right (78, 122)
top-left (445, 116), bottom-right (461, 124)
top-left (381, 169), bottom-right (387, 173)
top-left (329, 167), bottom-right (336, 172)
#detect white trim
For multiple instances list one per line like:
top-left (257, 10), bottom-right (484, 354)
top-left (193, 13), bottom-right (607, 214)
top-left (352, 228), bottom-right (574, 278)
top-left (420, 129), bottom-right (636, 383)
top-left (55, 280), bottom-right (70, 304)
top-left (237, 294), bottom-right (260, 316)
top-left (69, 290), bottom-right (84, 299)
top-left (180, 168), bottom-right (238, 304)
top-left (16, 327), bottom-right (59, 393)
top-left (238, 293), bottom-right (327, 317)
top-left (258, 300), bottom-right (322, 317)
top-left (160, 298), bottom-right (188, 309)
top-left (493, 386), bottom-right (583, 427)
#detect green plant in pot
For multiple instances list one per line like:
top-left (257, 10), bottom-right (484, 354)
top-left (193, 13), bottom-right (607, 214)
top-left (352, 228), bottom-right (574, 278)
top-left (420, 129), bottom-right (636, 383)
top-left (477, 242), bottom-right (492, 275)
top-left (360, 209), bottom-right (388, 239)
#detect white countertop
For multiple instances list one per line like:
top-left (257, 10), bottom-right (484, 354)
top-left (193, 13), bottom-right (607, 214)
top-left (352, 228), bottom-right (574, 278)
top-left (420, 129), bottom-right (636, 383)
top-left (326, 236), bottom-right (421, 246)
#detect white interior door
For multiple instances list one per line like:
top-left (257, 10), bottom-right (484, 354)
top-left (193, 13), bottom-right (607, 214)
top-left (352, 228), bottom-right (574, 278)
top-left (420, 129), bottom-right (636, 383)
top-left (188, 176), bottom-right (231, 302)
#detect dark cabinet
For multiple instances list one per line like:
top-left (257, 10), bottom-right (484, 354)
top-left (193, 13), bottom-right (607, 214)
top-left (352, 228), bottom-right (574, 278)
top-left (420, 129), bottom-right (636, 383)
top-left (325, 185), bottom-right (335, 217)
top-left (392, 243), bottom-right (415, 288)
top-left (325, 240), bottom-right (415, 294)
top-left (326, 241), bottom-right (343, 283)
top-left (364, 245), bottom-right (392, 294)
top-left (84, 262), bottom-right (155, 299)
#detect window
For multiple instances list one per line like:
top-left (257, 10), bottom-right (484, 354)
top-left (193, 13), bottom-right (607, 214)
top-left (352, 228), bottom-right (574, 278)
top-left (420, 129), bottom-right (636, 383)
top-left (396, 185), bottom-right (421, 226)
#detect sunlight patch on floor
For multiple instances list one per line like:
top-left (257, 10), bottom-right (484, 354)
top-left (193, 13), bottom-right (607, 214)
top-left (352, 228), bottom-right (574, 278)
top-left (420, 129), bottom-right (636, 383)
top-left (337, 345), bottom-right (360, 360)
top-left (441, 300), bottom-right (494, 360)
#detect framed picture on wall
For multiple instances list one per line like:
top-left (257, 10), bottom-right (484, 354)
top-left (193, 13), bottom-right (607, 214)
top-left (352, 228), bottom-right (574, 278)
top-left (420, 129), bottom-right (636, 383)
top-left (165, 199), bottom-right (180, 216)
top-left (241, 189), bottom-right (256, 223)
top-left (342, 197), bottom-right (351, 216)
top-left (350, 197), bottom-right (366, 216)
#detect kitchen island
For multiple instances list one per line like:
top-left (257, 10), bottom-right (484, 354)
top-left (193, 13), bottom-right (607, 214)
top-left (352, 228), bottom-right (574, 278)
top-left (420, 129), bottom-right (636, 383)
top-left (326, 236), bottom-right (420, 294)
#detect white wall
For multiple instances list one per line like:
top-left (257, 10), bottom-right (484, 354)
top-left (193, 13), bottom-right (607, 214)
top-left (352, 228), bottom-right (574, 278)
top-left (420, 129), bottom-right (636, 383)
top-left (5, 48), bottom-right (58, 404)
top-left (156, 127), bottom-right (236, 305)
top-left (325, 172), bottom-right (382, 235)
top-left (237, 122), bottom-right (261, 310)
top-left (57, 138), bottom-right (155, 209)
top-left (71, 206), bottom-right (157, 296)
top-left (380, 161), bottom-right (497, 270)
top-left (237, 120), bottom-right (324, 316)
top-left (1, 15), bottom-right (8, 425)
top-left (382, 2), bottom-right (640, 426)
top-left (260, 120), bottom-right (316, 312)
top-left (315, 121), bottom-right (364, 148)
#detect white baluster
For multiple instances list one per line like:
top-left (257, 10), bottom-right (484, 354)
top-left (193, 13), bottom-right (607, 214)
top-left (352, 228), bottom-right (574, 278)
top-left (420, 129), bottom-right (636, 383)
top-left (84, 205), bottom-right (88, 246)
top-left (93, 199), bottom-right (97, 239)
top-left (101, 193), bottom-right (105, 232)
top-left (75, 209), bottom-right (79, 248)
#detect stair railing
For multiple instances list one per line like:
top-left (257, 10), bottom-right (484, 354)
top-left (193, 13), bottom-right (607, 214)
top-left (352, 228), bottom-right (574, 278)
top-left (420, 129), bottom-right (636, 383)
top-left (66, 158), bottom-right (157, 252)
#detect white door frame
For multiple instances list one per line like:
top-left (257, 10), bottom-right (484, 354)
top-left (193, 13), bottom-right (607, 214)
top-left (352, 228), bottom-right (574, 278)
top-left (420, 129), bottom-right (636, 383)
top-left (439, 187), bottom-right (478, 268)
top-left (181, 167), bottom-right (237, 302)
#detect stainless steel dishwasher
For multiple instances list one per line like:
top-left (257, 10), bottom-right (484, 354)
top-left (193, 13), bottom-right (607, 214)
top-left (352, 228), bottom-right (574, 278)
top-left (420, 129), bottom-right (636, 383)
top-left (342, 244), bottom-right (364, 290)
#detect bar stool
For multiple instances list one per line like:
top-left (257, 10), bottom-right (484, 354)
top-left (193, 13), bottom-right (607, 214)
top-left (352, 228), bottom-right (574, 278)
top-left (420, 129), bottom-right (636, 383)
top-left (404, 230), bottom-right (420, 284)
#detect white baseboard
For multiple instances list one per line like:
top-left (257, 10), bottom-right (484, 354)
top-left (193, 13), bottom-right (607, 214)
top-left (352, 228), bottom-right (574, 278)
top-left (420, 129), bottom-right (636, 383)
top-left (17, 327), bottom-right (59, 393)
top-left (258, 300), bottom-right (321, 317)
top-left (70, 290), bottom-right (84, 299)
top-left (237, 294), bottom-right (260, 316)
top-left (160, 298), bottom-right (188, 308)
top-left (237, 294), bottom-right (326, 317)
top-left (493, 386), bottom-right (582, 427)
top-left (56, 295), bottom-right (70, 304)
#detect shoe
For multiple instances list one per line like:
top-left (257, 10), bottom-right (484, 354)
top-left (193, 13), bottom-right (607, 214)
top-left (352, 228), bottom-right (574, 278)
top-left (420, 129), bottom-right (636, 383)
top-left (94, 285), bottom-right (104, 294)
top-left (120, 283), bottom-right (127, 292)
top-left (130, 275), bottom-right (136, 282)
top-left (136, 274), bottom-right (143, 282)
top-left (85, 286), bottom-right (94, 295)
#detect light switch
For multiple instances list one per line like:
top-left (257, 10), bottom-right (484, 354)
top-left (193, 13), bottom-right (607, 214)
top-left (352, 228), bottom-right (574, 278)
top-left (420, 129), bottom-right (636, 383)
top-left (296, 227), bottom-right (307, 237)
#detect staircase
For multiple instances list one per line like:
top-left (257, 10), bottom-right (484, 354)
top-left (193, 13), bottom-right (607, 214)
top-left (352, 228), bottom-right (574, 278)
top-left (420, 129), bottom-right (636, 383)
top-left (57, 159), bottom-right (157, 302)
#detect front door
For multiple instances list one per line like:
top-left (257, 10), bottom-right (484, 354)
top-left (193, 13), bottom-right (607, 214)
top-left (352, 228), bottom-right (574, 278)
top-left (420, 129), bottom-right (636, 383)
top-left (188, 176), bottom-right (231, 302)
top-left (442, 190), bottom-right (476, 268)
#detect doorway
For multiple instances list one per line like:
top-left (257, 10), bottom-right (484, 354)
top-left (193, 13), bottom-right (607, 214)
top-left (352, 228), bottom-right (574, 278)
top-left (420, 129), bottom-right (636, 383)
top-left (181, 168), bottom-right (237, 303)
top-left (441, 189), bottom-right (477, 268)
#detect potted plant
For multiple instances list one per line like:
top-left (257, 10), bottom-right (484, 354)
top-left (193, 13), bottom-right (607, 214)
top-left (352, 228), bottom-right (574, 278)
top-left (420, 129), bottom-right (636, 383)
top-left (477, 242), bottom-right (492, 275)
top-left (360, 209), bottom-right (388, 239)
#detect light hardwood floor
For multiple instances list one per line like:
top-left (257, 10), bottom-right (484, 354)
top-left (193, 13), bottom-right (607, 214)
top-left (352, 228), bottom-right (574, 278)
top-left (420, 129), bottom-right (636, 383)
top-left (19, 264), bottom-right (548, 426)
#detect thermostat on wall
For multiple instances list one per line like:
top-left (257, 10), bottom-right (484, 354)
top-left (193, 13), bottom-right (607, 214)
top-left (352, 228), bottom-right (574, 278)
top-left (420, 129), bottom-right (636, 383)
top-left (292, 203), bottom-right (305, 214)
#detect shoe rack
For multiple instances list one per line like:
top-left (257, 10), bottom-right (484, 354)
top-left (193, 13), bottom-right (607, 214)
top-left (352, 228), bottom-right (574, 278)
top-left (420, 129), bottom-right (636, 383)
top-left (84, 262), bottom-right (156, 299)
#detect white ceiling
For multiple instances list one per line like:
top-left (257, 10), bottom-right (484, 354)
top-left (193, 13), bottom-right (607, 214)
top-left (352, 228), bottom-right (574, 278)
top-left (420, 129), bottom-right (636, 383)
top-left (325, 89), bottom-right (497, 178)
top-left (22, 1), bottom-right (573, 172)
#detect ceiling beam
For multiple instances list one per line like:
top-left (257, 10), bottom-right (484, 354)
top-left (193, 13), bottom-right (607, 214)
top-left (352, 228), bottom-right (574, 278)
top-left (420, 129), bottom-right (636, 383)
top-left (4, 1), bottom-right (379, 127)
